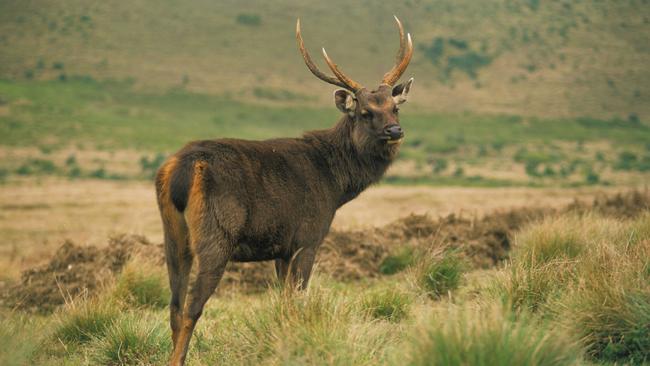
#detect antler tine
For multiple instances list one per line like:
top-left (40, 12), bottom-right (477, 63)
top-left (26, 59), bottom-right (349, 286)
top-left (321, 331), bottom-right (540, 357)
top-left (296, 19), bottom-right (348, 89)
top-left (392, 15), bottom-right (406, 64)
top-left (321, 48), bottom-right (364, 92)
top-left (382, 17), bottom-right (414, 86)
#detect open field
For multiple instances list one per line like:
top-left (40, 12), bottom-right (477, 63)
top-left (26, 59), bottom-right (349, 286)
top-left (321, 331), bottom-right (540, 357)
top-left (1, 1), bottom-right (649, 364)
top-left (0, 177), bottom-right (642, 280)
top-left (1, 189), bottom-right (648, 365)
top-left (1, 80), bottom-right (649, 188)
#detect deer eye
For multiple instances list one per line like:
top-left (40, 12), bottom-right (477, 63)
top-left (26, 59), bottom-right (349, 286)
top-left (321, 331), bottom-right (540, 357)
top-left (393, 106), bottom-right (400, 114)
top-left (360, 109), bottom-right (372, 118)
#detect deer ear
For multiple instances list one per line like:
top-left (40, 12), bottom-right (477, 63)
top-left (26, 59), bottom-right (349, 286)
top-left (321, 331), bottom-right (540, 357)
top-left (334, 89), bottom-right (356, 115)
top-left (392, 78), bottom-right (414, 105)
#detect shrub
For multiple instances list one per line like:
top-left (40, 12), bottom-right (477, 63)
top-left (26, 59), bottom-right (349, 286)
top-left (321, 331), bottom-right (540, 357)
top-left (54, 300), bottom-right (119, 345)
top-left (15, 159), bottom-right (58, 176)
top-left (430, 158), bottom-right (448, 174)
top-left (615, 151), bottom-right (638, 170)
top-left (420, 37), bottom-right (445, 65)
top-left (413, 250), bottom-right (464, 298)
top-left (88, 312), bottom-right (171, 365)
top-left (408, 304), bottom-right (582, 366)
top-left (236, 13), bottom-right (261, 26)
top-left (361, 288), bottom-right (412, 322)
top-left (380, 248), bottom-right (415, 275)
top-left (113, 259), bottom-right (168, 309)
top-left (139, 153), bottom-right (166, 179)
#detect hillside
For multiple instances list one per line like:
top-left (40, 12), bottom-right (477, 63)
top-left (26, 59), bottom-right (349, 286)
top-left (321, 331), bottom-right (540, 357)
top-left (0, 0), bottom-right (648, 119)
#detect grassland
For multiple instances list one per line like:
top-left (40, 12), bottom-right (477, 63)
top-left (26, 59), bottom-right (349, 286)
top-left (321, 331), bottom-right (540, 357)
top-left (1, 209), bottom-right (648, 365)
top-left (1, 79), bottom-right (649, 187)
top-left (1, 0), bottom-right (648, 119)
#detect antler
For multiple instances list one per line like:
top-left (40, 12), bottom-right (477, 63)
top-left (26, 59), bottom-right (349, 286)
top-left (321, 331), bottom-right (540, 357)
top-left (296, 19), bottom-right (363, 92)
top-left (381, 16), bottom-right (414, 86)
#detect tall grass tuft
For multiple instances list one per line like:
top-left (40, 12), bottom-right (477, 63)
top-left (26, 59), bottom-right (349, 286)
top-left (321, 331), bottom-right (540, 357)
top-left (360, 288), bottom-right (412, 322)
top-left (411, 249), bottom-right (464, 298)
top-left (494, 213), bottom-right (650, 364)
top-left (113, 258), bottom-right (169, 309)
top-left (380, 247), bottom-right (416, 275)
top-left (53, 299), bottom-right (119, 345)
top-left (0, 314), bottom-right (44, 366)
top-left (407, 304), bottom-right (582, 366)
top-left (203, 284), bottom-right (398, 365)
top-left (88, 312), bottom-right (171, 365)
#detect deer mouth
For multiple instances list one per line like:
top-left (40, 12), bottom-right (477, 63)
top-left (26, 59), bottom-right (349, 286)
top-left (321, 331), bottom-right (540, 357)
top-left (386, 138), bottom-right (403, 145)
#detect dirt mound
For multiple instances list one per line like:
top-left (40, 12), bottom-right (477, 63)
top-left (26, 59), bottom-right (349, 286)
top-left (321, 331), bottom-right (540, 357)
top-left (1, 235), bottom-right (157, 313)
top-left (3, 190), bottom-right (648, 313)
top-left (567, 190), bottom-right (650, 218)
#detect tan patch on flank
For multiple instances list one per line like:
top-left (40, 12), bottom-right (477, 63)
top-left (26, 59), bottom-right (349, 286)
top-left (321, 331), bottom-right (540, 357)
top-left (158, 157), bottom-right (185, 240)
top-left (185, 161), bottom-right (208, 254)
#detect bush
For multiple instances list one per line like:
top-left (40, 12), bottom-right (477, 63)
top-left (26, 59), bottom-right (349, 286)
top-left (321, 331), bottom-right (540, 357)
top-left (615, 151), bottom-right (638, 170)
top-left (88, 312), bottom-right (171, 365)
top-left (15, 159), bottom-right (58, 176)
top-left (236, 13), bottom-right (261, 26)
top-left (54, 300), bottom-right (119, 345)
top-left (361, 288), bottom-right (412, 322)
top-left (379, 248), bottom-right (415, 275)
top-left (113, 260), bottom-right (168, 309)
top-left (413, 250), bottom-right (464, 298)
top-left (408, 304), bottom-right (582, 366)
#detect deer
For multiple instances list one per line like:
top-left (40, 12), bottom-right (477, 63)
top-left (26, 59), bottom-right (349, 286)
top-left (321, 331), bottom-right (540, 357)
top-left (155, 16), bottom-right (414, 365)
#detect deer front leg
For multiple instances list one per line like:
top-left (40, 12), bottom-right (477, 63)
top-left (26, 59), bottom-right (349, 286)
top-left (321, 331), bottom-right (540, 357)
top-left (286, 247), bottom-right (316, 290)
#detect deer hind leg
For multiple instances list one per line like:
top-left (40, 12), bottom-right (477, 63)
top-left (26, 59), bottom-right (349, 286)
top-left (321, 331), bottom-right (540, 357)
top-left (162, 213), bottom-right (192, 347)
top-left (169, 225), bottom-right (232, 366)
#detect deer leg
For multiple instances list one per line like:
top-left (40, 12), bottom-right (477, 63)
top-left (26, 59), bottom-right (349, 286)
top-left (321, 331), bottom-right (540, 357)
top-left (164, 230), bottom-right (192, 347)
top-left (288, 247), bottom-right (316, 290)
top-left (169, 231), bottom-right (232, 366)
top-left (275, 258), bottom-right (290, 285)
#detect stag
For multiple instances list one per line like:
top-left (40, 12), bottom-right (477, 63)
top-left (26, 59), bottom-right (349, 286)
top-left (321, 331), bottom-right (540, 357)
top-left (155, 17), bottom-right (414, 365)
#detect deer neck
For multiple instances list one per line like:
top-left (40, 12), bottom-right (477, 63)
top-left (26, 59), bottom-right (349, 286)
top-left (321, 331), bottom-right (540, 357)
top-left (305, 116), bottom-right (394, 207)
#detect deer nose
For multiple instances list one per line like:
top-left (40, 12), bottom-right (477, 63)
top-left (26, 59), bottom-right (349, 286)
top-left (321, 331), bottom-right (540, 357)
top-left (383, 124), bottom-right (404, 140)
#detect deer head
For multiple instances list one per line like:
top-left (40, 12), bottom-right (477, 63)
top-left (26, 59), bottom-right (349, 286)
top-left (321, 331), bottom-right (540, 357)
top-left (297, 16), bottom-right (414, 155)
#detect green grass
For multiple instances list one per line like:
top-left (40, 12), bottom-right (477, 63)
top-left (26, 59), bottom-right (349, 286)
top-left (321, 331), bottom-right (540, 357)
top-left (53, 299), bottom-right (119, 345)
top-left (408, 304), bottom-right (582, 366)
top-left (1, 79), bottom-right (648, 153)
top-left (493, 213), bottom-right (650, 364)
top-left (360, 288), bottom-right (412, 322)
top-left (112, 259), bottom-right (169, 309)
top-left (1, 211), bottom-right (648, 365)
top-left (413, 249), bottom-right (464, 298)
top-left (88, 312), bottom-right (171, 365)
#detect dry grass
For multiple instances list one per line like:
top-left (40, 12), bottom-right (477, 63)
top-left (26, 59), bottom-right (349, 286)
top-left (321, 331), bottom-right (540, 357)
top-left (0, 178), bottom-right (630, 279)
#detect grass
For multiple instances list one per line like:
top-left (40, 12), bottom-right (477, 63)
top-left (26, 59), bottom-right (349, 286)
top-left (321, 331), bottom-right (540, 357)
top-left (0, 195), bottom-right (648, 365)
top-left (493, 213), bottom-right (650, 364)
top-left (88, 312), bottom-right (171, 365)
top-left (412, 249), bottom-right (464, 298)
top-left (0, 79), bottom-right (648, 187)
top-left (360, 287), bottom-right (412, 322)
top-left (379, 247), bottom-right (416, 275)
top-left (112, 258), bottom-right (169, 309)
top-left (53, 299), bottom-right (119, 345)
top-left (408, 304), bottom-right (582, 366)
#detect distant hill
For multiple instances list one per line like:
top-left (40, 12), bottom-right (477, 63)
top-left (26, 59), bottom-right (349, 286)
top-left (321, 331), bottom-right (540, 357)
top-left (0, 0), bottom-right (648, 119)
